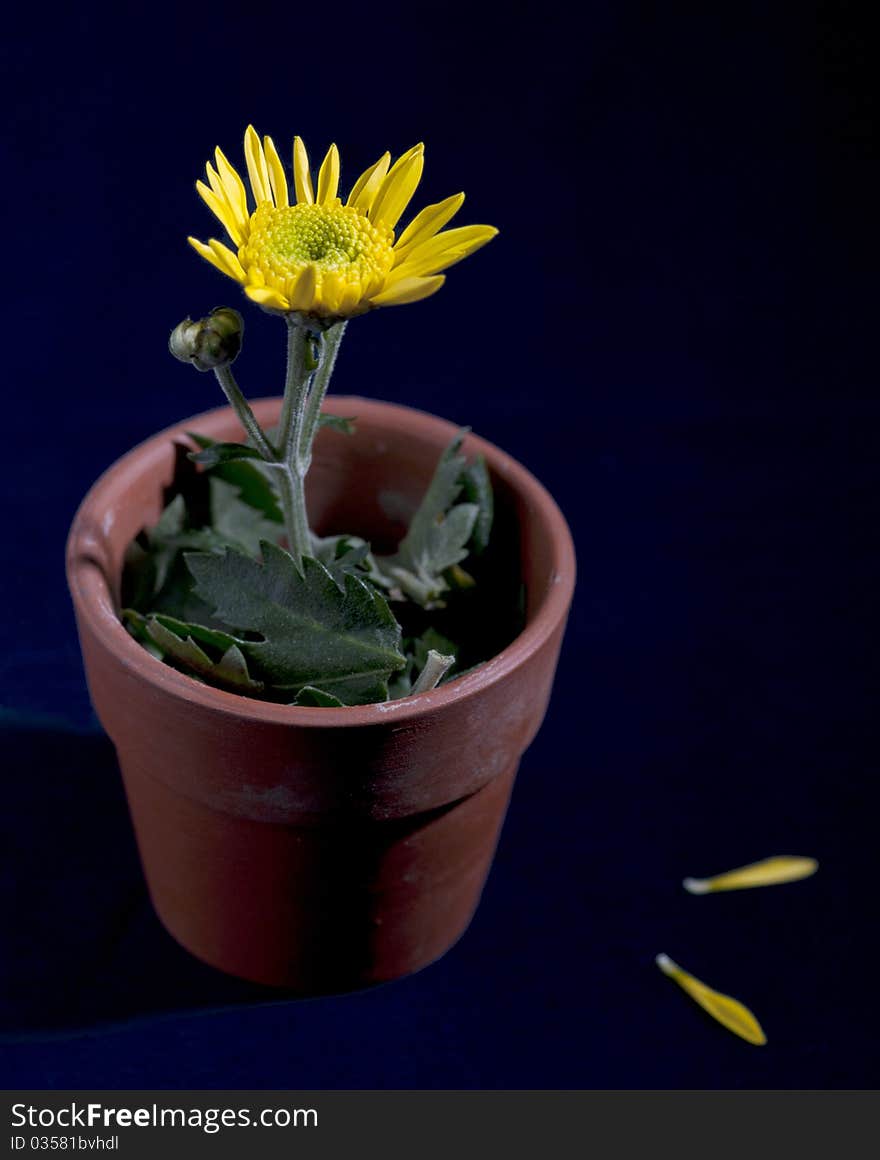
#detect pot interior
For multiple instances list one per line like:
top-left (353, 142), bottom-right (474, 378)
top-left (84, 397), bottom-right (565, 683)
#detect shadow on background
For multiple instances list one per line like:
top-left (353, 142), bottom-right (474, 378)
top-left (0, 719), bottom-right (283, 1039)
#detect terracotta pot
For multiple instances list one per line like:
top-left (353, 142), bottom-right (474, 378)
top-left (66, 396), bottom-right (576, 991)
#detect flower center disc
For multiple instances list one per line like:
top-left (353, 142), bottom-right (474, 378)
top-left (245, 203), bottom-right (394, 285)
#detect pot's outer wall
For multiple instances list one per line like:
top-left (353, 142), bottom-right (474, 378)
top-left (68, 398), bottom-right (575, 823)
top-left (67, 397), bottom-right (575, 987)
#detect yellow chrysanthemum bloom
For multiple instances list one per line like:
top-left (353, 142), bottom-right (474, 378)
top-left (188, 126), bottom-right (499, 320)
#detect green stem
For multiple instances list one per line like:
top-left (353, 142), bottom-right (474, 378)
top-left (213, 366), bottom-right (276, 462)
top-left (412, 650), bottom-right (455, 694)
top-left (276, 320), bottom-right (319, 569)
top-left (275, 466), bottom-right (311, 571)
top-left (299, 321), bottom-right (347, 472)
top-left (278, 319), bottom-right (315, 465)
top-left (273, 318), bottom-right (348, 570)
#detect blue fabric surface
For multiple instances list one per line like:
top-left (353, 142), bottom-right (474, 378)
top-left (1, 2), bottom-right (876, 1088)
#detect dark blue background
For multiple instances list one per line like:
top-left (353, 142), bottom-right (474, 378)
top-left (1, 1), bottom-right (877, 1088)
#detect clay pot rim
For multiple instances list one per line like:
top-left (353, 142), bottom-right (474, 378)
top-left (67, 395), bottom-right (576, 729)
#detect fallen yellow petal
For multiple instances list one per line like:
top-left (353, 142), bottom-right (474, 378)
top-left (656, 953), bottom-right (767, 1045)
top-left (683, 855), bottom-right (818, 894)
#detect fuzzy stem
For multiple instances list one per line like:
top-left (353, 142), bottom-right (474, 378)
top-left (299, 321), bottom-right (347, 472)
top-left (278, 319), bottom-right (316, 464)
top-left (412, 650), bottom-right (455, 694)
top-left (275, 466), bottom-right (311, 572)
top-left (213, 366), bottom-right (276, 461)
top-left (275, 319), bottom-right (321, 569)
top-left (274, 318), bottom-right (348, 569)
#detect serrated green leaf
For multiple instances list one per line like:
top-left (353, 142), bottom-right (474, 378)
top-left (122, 495), bottom-right (201, 611)
top-left (188, 441), bottom-right (264, 469)
top-left (125, 609), bottom-right (262, 691)
top-left (371, 431), bottom-right (483, 608)
top-left (122, 462), bottom-right (283, 630)
top-left (317, 413), bottom-right (357, 435)
top-left (399, 430), bottom-right (469, 556)
top-left (210, 478), bottom-right (284, 556)
top-left (147, 612), bottom-right (242, 655)
top-left (139, 551), bottom-right (232, 627)
top-left (144, 522), bottom-right (255, 620)
top-left (425, 502), bottom-right (479, 572)
top-left (188, 432), bottom-right (283, 522)
top-left (121, 608), bottom-right (165, 659)
top-left (458, 455), bottom-right (493, 554)
top-left (154, 493), bottom-right (187, 538)
top-left (121, 539), bottom-right (160, 613)
top-left (310, 533), bottom-right (373, 590)
top-left (184, 542), bottom-right (406, 705)
top-left (144, 615), bottom-right (264, 693)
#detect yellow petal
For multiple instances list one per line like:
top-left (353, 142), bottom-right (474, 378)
top-left (244, 283), bottom-right (289, 310)
top-left (316, 143), bottom-right (340, 205)
top-left (656, 954), bottom-right (766, 1045)
top-left (205, 161), bottom-right (224, 199)
top-left (335, 279), bottom-right (365, 317)
top-left (394, 192), bottom-right (465, 263)
top-left (319, 269), bottom-right (344, 314)
top-left (288, 263), bottom-right (318, 311)
top-left (244, 124), bottom-right (272, 205)
top-left (263, 135), bottom-right (289, 208)
top-left (207, 239), bottom-right (245, 281)
top-left (195, 180), bottom-right (245, 246)
top-left (347, 152), bottom-right (391, 212)
top-left (292, 136), bottom-right (314, 205)
top-left (389, 224), bottom-right (498, 280)
top-left (386, 142), bottom-right (425, 175)
top-left (683, 856), bottom-right (819, 894)
top-left (188, 236), bottom-right (240, 281)
top-left (213, 146), bottom-right (249, 222)
top-left (369, 146), bottom-right (425, 230)
top-left (369, 274), bottom-right (445, 307)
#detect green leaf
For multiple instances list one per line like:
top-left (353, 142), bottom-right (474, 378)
top-left (120, 608), bottom-right (164, 659)
top-left (294, 686), bottom-right (346, 707)
top-left (317, 413), bottom-right (357, 435)
top-left (147, 612), bottom-right (243, 654)
top-left (310, 533), bottom-right (373, 590)
top-left (371, 432), bottom-right (479, 608)
top-left (122, 495), bottom-right (204, 612)
top-left (210, 478), bottom-right (284, 556)
top-left (458, 455), bottom-right (493, 554)
top-left (188, 432), bottom-right (283, 522)
top-left (122, 610), bottom-right (263, 692)
top-left (147, 615), bottom-right (263, 693)
top-left (188, 441), bottom-right (265, 469)
top-left (424, 502), bottom-right (479, 572)
top-left (404, 430), bottom-right (469, 540)
top-left (122, 456), bottom-right (285, 634)
top-left (184, 542), bottom-right (406, 705)
top-left (154, 492), bottom-right (187, 538)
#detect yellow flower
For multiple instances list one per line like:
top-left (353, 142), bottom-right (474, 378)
top-left (188, 126), bottom-right (499, 320)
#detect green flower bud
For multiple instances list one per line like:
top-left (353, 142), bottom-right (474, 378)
top-left (169, 307), bottom-right (243, 371)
